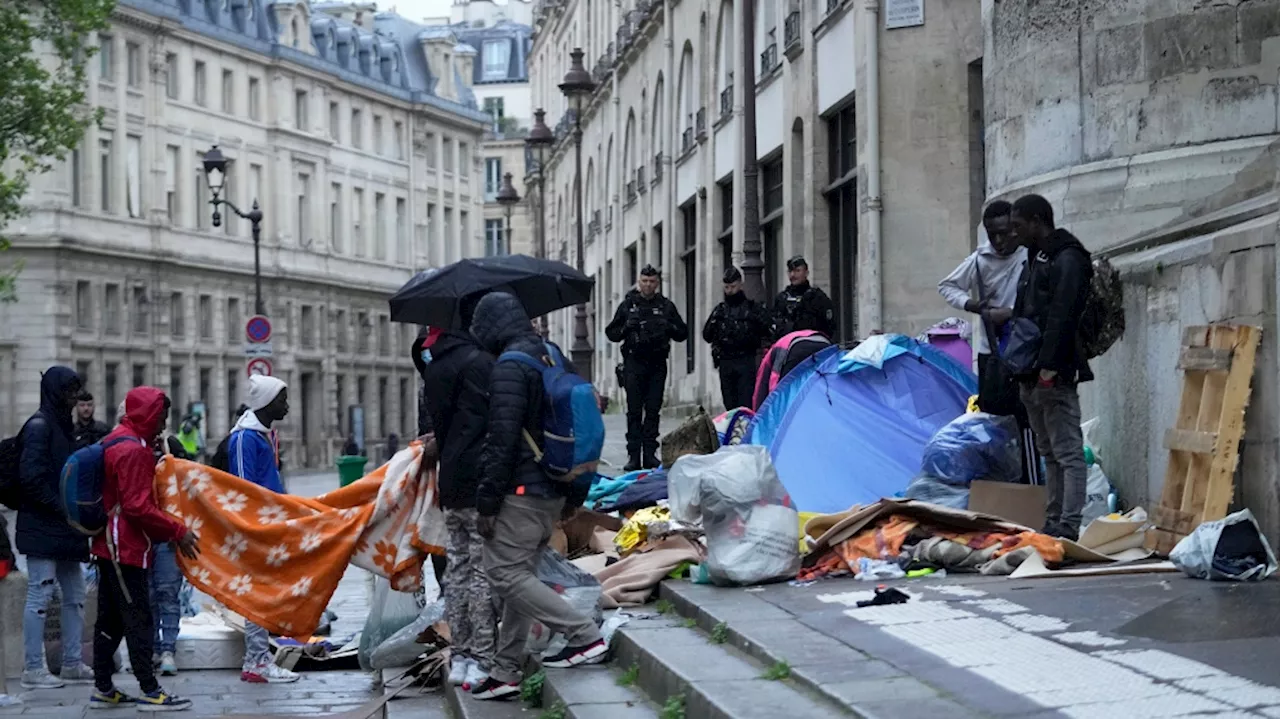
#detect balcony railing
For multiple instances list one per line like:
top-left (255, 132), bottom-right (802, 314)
top-left (625, 180), bottom-right (637, 204)
top-left (681, 126), bottom-right (694, 154)
top-left (695, 107), bottom-right (707, 139)
top-left (636, 166), bottom-right (647, 193)
top-left (760, 43), bottom-right (779, 75)
top-left (653, 153), bottom-right (663, 183)
top-left (827, 0), bottom-right (840, 13)
top-left (592, 209), bottom-right (601, 230)
top-left (784, 11), bottom-right (801, 50)
top-left (719, 84), bottom-right (733, 119)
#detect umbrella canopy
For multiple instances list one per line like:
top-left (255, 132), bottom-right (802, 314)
top-left (389, 255), bottom-right (594, 328)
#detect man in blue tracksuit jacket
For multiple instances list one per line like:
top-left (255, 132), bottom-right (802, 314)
top-left (225, 375), bottom-right (294, 682)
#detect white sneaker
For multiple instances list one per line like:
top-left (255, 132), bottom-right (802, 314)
top-left (58, 663), bottom-right (95, 684)
top-left (159, 652), bottom-right (178, 676)
top-left (447, 657), bottom-right (468, 686)
top-left (462, 661), bottom-right (488, 691)
top-left (20, 669), bottom-right (65, 689)
top-left (240, 662), bottom-right (300, 684)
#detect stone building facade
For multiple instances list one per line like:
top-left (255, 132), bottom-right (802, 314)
top-left (528, 0), bottom-right (985, 410)
top-left (983, 0), bottom-right (1280, 538)
top-left (0, 0), bottom-right (490, 468)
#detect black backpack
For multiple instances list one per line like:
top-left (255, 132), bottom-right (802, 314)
top-left (208, 433), bottom-right (232, 473)
top-left (1079, 256), bottom-right (1125, 360)
top-left (0, 430), bottom-right (25, 511)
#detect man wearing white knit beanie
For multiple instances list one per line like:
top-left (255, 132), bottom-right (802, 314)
top-left (225, 375), bottom-right (299, 684)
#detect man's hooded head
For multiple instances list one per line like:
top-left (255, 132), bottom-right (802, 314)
top-left (246, 375), bottom-right (289, 423)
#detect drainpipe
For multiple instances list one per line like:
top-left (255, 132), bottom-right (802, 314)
top-left (664, 0), bottom-right (674, 275)
top-left (863, 0), bottom-right (883, 334)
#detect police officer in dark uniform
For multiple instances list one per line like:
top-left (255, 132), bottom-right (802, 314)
top-left (605, 264), bottom-right (688, 471)
top-left (771, 255), bottom-right (837, 340)
top-left (703, 267), bottom-right (771, 410)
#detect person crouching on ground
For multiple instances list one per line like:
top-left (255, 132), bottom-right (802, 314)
top-left (468, 292), bottom-right (606, 701)
top-left (225, 375), bottom-right (299, 684)
top-left (91, 387), bottom-right (200, 710)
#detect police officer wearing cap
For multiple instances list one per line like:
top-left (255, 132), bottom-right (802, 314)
top-left (703, 266), bottom-right (771, 410)
top-left (771, 255), bottom-right (836, 341)
top-left (605, 264), bottom-right (688, 471)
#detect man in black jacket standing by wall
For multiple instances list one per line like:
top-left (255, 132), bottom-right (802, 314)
top-left (703, 267), bottom-right (771, 410)
top-left (1010, 194), bottom-right (1094, 540)
top-left (468, 292), bottom-right (604, 701)
top-left (419, 294), bottom-right (498, 690)
top-left (771, 256), bottom-right (836, 341)
top-left (605, 265), bottom-right (688, 471)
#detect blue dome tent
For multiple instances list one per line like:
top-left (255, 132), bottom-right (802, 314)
top-left (746, 334), bottom-right (977, 514)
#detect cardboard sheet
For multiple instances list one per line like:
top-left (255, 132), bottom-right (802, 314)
top-left (1011, 551), bottom-right (1178, 579)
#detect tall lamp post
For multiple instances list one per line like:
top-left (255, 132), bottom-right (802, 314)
top-left (559, 48), bottom-right (596, 382)
top-left (495, 172), bottom-right (520, 256)
top-left (525, 108), bottom-right (554, 261)
top-left (203, 145), bottom-right (265, 315)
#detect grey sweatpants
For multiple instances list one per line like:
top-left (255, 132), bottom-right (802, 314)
top-left (483, 495), bottom-right (600, 684)
top-left (1020, 382), bottom-right (1087, 538)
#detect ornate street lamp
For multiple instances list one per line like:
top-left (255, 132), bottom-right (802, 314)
top-left (203, 145), bottom-right (265, 316)
top-left (560, 48), bottom-right (596, 382)
top-left (525, 108), bottom-right (554, 261)
top-left (495, 172), bottom-right (520, 256)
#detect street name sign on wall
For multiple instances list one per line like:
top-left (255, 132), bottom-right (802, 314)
top-left (885, 0), bottom-right (924, 29)
top-left (243, 342), bottom-right (273, 358)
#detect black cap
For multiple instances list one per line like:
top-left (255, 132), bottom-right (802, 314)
top-left (723, 266), bottom-right (742, 284)
top-left (640, 264), bottom-right (660, 277)
top-left (787, 255), bottom-right (808, 270)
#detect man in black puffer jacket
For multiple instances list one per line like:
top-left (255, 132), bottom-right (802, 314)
top-left (17, 366), bottom-right (94, 688)
top-left (469, 293), bottom-right (605, 701)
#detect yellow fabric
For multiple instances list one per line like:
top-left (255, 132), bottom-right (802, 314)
top-left (614, 506), bottom-right (670, 554)
top-left (967, 395), bottom-right (980, 413)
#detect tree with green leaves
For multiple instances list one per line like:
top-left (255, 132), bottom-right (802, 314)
top-left (0, 0), bottom-right (115, 300)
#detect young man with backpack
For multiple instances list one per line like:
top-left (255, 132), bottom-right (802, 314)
top-left (419, 295), bottom-right (500, 690)
top-left (91, 386), bottom-right (199, 710)
top-left (12, 366), bottom-right (92, 690)
top-left (225, 375), bottom-right (298, 684)
top-left (1009, 194), bottom-right (1095, 540)
top-left (469, 292), bottom-right (606, 701)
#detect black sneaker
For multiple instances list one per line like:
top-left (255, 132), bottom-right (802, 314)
top-left (541, 639), bottom-right (608, 668)
top-left (90, 688), bottom-right (136, 709)
top-left (471, 677), bottom-right (520, 701)
top-left (135, 689), bottom-right (192, 712)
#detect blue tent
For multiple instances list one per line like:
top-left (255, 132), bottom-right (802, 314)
top-left (746, 334), bottom-right (976, 514)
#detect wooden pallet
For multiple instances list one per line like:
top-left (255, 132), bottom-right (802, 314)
top-left (1146, 324), bottom-right (1261, 555)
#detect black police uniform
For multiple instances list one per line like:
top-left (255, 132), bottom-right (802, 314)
top-left (703, 289), bottom-right (771, 410)
top-left (605, 287), bottom-right (688, 469)
top-left (771, 281), bottom-right (837, 341)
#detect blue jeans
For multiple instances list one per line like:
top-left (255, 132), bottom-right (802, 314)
top-left (148, 544), bottom-right (181, 654)
top-left (23, 557), bottom-right (86, 671)
top-left (244, 622), bottom-right (270, 668)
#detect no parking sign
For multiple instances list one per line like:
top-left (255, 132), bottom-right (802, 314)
top-left (246, 358), bottom-right (273, 377)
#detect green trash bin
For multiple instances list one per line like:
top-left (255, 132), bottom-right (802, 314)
top-left (336, 455), bottom-right (369, 487)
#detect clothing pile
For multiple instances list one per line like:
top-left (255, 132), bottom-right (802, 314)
top-left (155, 443), bottom-right (445, 637)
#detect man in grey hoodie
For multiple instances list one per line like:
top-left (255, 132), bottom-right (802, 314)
top-left (938, 200), bottom-right (1041, 484)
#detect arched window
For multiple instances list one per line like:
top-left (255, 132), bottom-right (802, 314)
top-left (651, 73), bottom-right (664, 163)
top-left (715, 1), bottom-right (734, 104)
top-left (623, 110), bottom-right (636, 201)
top-left (677, 43), bottom-right (694, 147)
top-left (604, 135), bottom-right (614, 225)
top-left (291, 17), bottom-right (301, 48)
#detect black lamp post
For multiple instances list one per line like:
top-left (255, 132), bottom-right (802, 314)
top-left (525, 108), bottom-right (554, 262)
top-left (560, 48), bottom-right (595, 382)
top-left (495, 172), bottom-right (520, 256)
top-left (203, 145), bottom-right (265, 316)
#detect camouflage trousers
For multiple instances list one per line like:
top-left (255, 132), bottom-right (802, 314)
top-left (443, 508), bottom-right (497, 668)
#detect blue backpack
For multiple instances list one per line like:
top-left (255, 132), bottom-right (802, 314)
top-left (60, 437), bottom-right (135, 536)
top-left (498, 343), bottom-right (605, 481)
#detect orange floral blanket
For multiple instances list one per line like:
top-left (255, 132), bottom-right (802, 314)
top-left (153, 444), bottom-right (445, 638)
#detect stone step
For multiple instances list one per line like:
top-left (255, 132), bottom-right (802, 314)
top-left (535, 658), bottom-right (661, 719)
top-left (441, 677), bottom-right (528, 719)
top-left (610, 614), bottom-right (851, 719)
top-left (658, 582), bottom-right (969, 719)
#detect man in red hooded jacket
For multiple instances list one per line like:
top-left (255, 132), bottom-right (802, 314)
top-left (89, 387), bottom-right (200, 711)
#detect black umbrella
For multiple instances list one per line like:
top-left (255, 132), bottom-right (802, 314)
top-left (389, 255), bottom-right (595, 328)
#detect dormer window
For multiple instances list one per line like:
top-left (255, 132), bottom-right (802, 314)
top-left (291, 18), bottom-right (300, 48)
top-left (482, 40), bottom-right (509, 81)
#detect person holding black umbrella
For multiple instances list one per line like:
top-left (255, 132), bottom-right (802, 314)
top-left (605, 265), bottom-right (688, 471)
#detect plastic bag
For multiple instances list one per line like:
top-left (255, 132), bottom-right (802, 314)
top-left (904, 474), bottom-right (971, 509)
top-left (358, 576), bottom-right (427, 671)
top-left (1170, 509), bottom-right (1278, 582)
top-left (525, 548), bottom-right (603, 653)
top-left (668, 445), bottom-right (800, 586)
top-left (919, 413), bottom-right (1022, 487)
top-left (369, 598), bottom-right (446, 670)
top-left (1079, 418), bottom-right (1113, 530)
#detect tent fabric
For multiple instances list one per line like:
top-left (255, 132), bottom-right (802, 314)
top-left (747, 334), bottom-right (977, 515)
